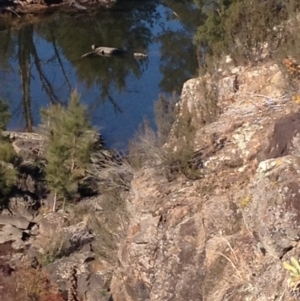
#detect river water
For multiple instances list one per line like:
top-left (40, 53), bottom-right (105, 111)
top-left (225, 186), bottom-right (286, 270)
top-left (0, 0), bottom-right (201, 150)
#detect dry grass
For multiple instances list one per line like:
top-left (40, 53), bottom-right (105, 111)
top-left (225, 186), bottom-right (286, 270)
top-left (67, 189), bottom-right (128, 262)
top-left (93, 155), bottom-right (134, 192)
top-left (128, 113), bottom-right (204, 180)
top-left (154, 93), bottom-right (177, 146)
top-left (203, 236), bottom-right (254, 301)
top-left (216, 237), bottom-right (252, 285)
top-left (38, 230), bottom-right (70, 265)
top-left (128, 118), bottom-right (168, 170)
top-left (0, 265), bottom-right (64, 301)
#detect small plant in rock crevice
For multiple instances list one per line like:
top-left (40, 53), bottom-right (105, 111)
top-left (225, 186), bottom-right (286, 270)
top-left (283, 257), bottom-right (300, 299)
top-left (38, 230), bottom-right (71, 265)
top-left (129, 93), bottom-right (206, 181)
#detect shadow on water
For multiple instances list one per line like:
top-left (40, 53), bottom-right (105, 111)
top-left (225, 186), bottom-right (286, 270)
top-left (0, 0), bottom-right (201, 149)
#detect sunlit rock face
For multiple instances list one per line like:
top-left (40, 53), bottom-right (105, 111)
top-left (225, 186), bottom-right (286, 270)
top-left (111, 62), bottom-right (300, 301)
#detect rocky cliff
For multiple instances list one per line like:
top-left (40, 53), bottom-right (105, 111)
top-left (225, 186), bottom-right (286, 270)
top-left (2, 59), bottom-right (300, 301)
top-left (110, 60), bottom-right (300, 301)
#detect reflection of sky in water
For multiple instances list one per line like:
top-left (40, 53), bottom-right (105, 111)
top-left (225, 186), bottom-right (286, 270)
top-left (1, 3), bottom-right (196, 150)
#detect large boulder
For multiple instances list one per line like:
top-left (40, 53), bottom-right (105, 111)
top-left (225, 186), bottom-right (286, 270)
top-left (45, 252), bottom-right (113, 301)
top-left (244, 155), bottom-right (300, 257)
top-left (0, 225), bottom-right (24, 244)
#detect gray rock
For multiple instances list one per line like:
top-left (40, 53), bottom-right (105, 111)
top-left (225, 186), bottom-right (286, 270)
top-left (0, 215), bottom-right (31, 230)
top-left (45, 252), bottom-right (111, 300)
top-left (0, 224), bottom-right (24, 244)
top-left (9, 197), bottom-right (37, 220)
top-left (30, 223), bottom-right (39, 235)
top-left (11, 239), bottom-right (26, 251)
top-left (37, 212), bottom-right (69, 236)
top-left (244, 156), bottom-right (300, 257)
top-left (64, 222), bottom-right (94, 250)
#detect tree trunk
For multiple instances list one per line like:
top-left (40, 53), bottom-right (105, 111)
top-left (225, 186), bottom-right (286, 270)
top-left (52, 191), bottom-right (57, 212)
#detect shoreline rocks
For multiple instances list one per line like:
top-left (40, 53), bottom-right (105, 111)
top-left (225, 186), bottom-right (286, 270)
top-left (0, 0), bottom-right (116, 20)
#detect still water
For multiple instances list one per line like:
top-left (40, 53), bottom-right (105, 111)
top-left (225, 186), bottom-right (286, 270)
top-left (0, 0), bottom-right (201, 150)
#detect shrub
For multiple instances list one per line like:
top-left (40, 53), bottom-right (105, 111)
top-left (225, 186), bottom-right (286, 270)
top-left (41, 91), bottom-right (98, 212)
top-left (128, 112), bottom-right (203, 180)
top-left (0, 266), bottom-right (64, 301)
top-left (0, 99), bottom-right (17, 208)
top-left (38, 230), bottom-right (70, 265)
top-left (91, 151), bottom-right (134, 192)
top-left (194, 0), bottom-right (298, 69)
top-left (283, 257), bottom-right (300, 299)
top-left (128, 118), bottom-right (167, 170)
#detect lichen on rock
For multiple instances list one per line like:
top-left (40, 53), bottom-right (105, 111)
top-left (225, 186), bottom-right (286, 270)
top-left (110, 59), bottom-right (300, 301)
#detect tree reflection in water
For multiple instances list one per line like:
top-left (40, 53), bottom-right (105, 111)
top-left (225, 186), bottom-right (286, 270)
top-left (157, 0), bottom-right (204, 94)
top-left (0, 0), bottom-right (201, 148)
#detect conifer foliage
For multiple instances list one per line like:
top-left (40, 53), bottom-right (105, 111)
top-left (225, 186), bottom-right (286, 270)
top-left (41, 91), bottom-right (97, 212)
top-left (0, 100), bottom-right (17, 208)
top-left (194, 0), bottom-right (296, 67)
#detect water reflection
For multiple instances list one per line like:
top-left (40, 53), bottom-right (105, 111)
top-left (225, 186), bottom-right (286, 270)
top-left (18, 25), bottom-right (34, 132)
top-left (0, 0), bottom-right (200, 149)
top-left (157, 0), bottom-right (204, 93)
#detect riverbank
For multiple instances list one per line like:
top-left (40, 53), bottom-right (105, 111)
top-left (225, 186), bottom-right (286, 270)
top-left (0, 0), bottom-right (115, 20)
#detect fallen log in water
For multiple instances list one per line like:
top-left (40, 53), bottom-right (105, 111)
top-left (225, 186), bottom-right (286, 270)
top-left (81, 45), bottom-right (148, 59)
top-left (84, 45), bottom-right (127, 57)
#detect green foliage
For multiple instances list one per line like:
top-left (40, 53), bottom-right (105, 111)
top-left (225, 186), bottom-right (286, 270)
top-left (0, 100), bottom-right (17, 208)
top-left (42, 91), bottom-right (97, 209)
top-left (194, 0), bottom-right (297, 68)
top-left (0, 165), bottom-right (17, 204)
top-left (283, 257), bottom-right (300, 290)
top-left (0, 100), bottom-right (11, 131)
top-left (0, 138), bottom-right (17, 164)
